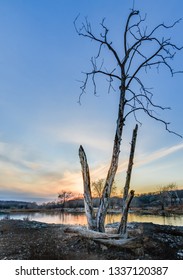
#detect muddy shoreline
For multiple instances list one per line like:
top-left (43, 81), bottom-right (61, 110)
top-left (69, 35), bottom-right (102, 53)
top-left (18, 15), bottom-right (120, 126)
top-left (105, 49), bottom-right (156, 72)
top-left (0, 219), bottom-right (183, 260)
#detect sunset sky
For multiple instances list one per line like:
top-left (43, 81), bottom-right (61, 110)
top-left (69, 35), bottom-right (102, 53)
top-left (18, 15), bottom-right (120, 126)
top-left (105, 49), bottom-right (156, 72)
top-left (0, 0), bottom-right (183, 202)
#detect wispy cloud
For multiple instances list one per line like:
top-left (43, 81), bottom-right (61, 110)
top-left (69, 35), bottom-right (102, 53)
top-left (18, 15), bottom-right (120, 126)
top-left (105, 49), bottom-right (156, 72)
top-left (0, 139), bottom-right (183, 200)
top-left (41, 122), bottom-right (113, 154)
top-left (0, 141), bottom-right (43, 171)
top-left (53, 141), bottom-right (183, 194)
top-left (134, 142), bottom-right (183, 168)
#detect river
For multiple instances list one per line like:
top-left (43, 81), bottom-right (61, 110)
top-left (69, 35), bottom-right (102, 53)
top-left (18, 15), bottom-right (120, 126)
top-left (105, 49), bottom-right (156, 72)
top-left (0, 211), bottom-right (183, 226)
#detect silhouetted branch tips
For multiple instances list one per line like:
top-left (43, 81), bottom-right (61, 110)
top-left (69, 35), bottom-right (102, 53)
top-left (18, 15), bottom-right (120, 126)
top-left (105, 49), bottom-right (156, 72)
top-left (75, 10), bottom-right (182, 138)
top-left (77, 9), bottom-right (183, 233)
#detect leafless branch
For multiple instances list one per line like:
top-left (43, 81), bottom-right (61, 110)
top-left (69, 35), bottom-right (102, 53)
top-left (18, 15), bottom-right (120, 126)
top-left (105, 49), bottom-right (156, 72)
top-left (75, 10), bottom-right (183, 137)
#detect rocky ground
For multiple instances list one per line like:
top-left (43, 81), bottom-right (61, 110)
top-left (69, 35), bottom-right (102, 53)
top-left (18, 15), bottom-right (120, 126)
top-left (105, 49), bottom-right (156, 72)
top-left (0, 219), bottom-right (183, 260)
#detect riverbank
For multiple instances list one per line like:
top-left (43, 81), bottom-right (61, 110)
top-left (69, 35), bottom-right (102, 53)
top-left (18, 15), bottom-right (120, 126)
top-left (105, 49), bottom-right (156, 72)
top-left (0, 219), bottom-right (183, 260)
top-left (1, 205), bottom-right (183, 215)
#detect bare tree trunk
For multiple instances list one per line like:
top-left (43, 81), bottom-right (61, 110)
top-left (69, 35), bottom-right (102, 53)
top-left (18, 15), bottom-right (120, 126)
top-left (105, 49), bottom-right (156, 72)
top-left (123, 124), bottom-right (138, 201)
top-left (118, 124), bottom-right (138, 236)
top-left (118, 190), bottom-right (135, 236)
top-left (79, 145), bottom-right (96, 230)
top-left (96, 85), bottom-right (126, 232)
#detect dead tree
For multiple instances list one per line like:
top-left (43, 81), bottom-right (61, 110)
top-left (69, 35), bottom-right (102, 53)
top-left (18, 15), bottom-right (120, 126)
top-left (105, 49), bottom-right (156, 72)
top-left (76, 9), bottom-right (182, 232)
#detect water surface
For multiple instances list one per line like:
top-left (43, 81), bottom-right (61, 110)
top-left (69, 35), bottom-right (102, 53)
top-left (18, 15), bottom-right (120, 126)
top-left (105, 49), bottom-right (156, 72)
top-left (0, 211), bottom-right (182, 226)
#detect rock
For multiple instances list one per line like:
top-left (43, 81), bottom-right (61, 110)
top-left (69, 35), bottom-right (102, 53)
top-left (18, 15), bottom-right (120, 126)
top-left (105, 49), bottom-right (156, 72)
top-left (177, 249), bottom-right (183, 259)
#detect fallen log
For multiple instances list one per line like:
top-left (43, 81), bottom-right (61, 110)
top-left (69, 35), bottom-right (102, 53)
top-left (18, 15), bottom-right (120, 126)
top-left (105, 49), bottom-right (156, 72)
top-left (64, 226), bottom-right (143, 249)
top-left (64, 226), bottom-right (121, 239)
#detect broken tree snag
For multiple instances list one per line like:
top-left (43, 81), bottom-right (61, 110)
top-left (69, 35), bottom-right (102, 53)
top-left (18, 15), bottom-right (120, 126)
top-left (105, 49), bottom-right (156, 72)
top-left (117, 124), bottom-right (138, 237)
top-left (123, 124), bottom-right (138, 201)
top-left (79, 145), bottom-right (96, 230)
top-left (118, 190), bottom-right (135, 236)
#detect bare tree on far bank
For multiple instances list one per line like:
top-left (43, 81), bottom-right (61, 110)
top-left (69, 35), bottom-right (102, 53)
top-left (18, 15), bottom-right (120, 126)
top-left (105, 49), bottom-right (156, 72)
top-left (75, 8), bottom-right (182, 235)
top-left (58, 191), bottom-right (73, 210)
top-left (92, 179), bottom-right (117, 198)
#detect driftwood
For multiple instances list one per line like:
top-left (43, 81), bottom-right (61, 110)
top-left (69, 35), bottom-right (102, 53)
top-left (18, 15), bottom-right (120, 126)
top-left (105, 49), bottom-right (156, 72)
top-left (64, 226), bottom-right (121, 239)
top-left (64, 226), bottom-right (143, 249)
top-left (94, 236), bottom-right (143, 249)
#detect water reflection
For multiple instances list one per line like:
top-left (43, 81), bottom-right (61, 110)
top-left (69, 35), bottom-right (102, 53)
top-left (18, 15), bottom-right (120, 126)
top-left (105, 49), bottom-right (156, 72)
top-left (0, 211), bottom-right (182, 226)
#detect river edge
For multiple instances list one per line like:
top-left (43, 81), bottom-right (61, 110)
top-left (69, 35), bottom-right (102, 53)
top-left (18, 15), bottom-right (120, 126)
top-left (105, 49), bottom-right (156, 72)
top-left (1, 206), bottom-right (183, 228)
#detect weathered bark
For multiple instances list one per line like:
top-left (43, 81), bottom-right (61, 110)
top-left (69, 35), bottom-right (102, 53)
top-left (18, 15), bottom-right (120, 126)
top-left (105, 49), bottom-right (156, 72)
top-left (94, 236), bottom-right (143, 249)
top-left (79, 145), bottom-right (96, 230)
top-left (118, 190), bottom-right (135, 236)
top-left (64, 226), bottom-right (143, 249)
top-left (123, 124), bottom-right (138, 201)
top-left (118, 125), bottom-right (138, 235)
top-left (65, 226), bottom-right (120, 239)
top-left (96, 85), bottom-right (126, 232)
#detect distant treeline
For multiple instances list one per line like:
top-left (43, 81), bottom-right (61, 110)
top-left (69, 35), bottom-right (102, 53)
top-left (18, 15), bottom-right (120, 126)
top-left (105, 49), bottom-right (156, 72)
top-left (0, 189), bottom-right (183, 210)
top-left (41, 189), bottom-right (183, 210)
top-left (0, 200), bottom-right (38, 210)
top-left (132, 189), bottom-right (183, 209)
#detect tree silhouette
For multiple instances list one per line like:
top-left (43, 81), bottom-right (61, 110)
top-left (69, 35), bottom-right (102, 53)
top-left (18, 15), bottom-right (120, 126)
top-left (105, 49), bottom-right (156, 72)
top-left (75, 9), bottom-right (182, 233)
top-left (58, 191), bottom-right (73, 210)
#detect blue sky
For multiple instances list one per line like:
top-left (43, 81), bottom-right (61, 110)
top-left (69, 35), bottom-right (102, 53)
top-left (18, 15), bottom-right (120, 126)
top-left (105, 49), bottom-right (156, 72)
top-left (0, 0), bottom-right (183, 202)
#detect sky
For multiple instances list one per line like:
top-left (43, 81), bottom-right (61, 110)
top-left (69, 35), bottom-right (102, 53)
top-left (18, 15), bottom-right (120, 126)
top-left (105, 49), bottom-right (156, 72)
top-left (0, 0), bottom-right (183, 202)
